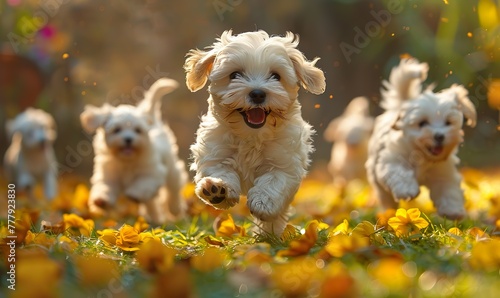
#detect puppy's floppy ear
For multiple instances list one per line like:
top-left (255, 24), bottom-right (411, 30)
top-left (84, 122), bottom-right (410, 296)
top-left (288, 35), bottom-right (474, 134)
top-left (449, 84), bottom-right (477, 127)
top-left (184, 48), bottom-right (217, 92)
top-left (80, 104), bottom-right (112, 133)
top-left (283, 32), bottom-right (326, 95)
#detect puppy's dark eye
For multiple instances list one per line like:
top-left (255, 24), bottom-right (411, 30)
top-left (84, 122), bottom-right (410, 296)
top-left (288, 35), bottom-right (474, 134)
top-left (270, 72), bottom-right (281, 81)
top-left (229, 71), bottom-right (242, 80)
top-left (445, 120), bottom-right (452, 126)
top-left (418, 120), bottom-right (429, 128)
top-left (113, 127), bottom-right (122, 134)
top-left (135, 127), bottom-right (142, 134)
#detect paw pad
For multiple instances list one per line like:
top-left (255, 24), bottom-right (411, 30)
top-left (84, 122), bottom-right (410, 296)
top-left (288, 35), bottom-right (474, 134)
top-left (201, 184), bottom-right (226, 204)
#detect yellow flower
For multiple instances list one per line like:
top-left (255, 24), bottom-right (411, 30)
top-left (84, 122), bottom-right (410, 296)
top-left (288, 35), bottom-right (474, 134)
top-left (136, 240), bottom-right (177, 274)
top-left (215, 214), bottom-right (246, 237)
top-left (330, 219), bottom-right (349, 236)
top-left (13, 249), bottom-right (61, 298)
top-left (466, 227), bottom-right (490, 241)
top-left (139, 229), bottom-right (163, 243)
top-left (376, 208), bottom-right (396, 228)
top-left (73, 255), bottom-right (119, 286)
top-left (7, 208), bottom-right (38, 244)
top-left (281, 224), bottom-right (300, 241)
top-left (325, 234), bottom-right (369, 258)
top-left (134, 216), bottom-right (150, 233)
top-left (320, 261), bottom-right (356, 298)
top-left (368, 258), bottom-right (411, 291)
top-left (271, 256), bottom-right (322, 297)
top-left (277, 220), bottom-right (325, 257)
top-left (469, 238), bottom-right (500, 271)
top-left (116, 224), bottom-right (141, 251)
top-left (98, 228), bottom-right (118, 246)
top-left (190, 247), bottom-right (228, 272)
top-left (24, 231), bottom-right (57, 248)
top-left (352, 221), bottom-right (385, 245)
top-left (63, 213), bottom-right (94, 236)
top-left (388, 208), bottom-right (429, 237)
top-left (448, 227), bottom-right (462, 236)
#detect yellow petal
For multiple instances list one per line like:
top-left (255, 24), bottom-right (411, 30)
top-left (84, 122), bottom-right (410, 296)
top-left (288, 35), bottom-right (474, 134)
top-left (134, 216), bottom-right (150, 233)
top-left (330, 219), bottom-right (349, 236)
top-left (74, 255), bottom-right (119, 286)
top-left (412, 218), bottom-right (429, 230)
top-left (97, 229), bottom-right (118, 246)
top-left (137, 240), bottom-right (177, 274)
top-left (406, 208), bottom-right (422, 221)
top-left (190, 247), bottom-right (228, 272)
top-left (448, 227), bottom-right (462, 236)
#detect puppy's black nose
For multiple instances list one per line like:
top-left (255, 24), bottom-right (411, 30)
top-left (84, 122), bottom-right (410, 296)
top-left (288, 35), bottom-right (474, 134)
top-left (434, 133), bottom-right (445, 143)
top-left (249, 89), bottom-right (266, 104)
top-left (124, 137), bottom-right (133, 145)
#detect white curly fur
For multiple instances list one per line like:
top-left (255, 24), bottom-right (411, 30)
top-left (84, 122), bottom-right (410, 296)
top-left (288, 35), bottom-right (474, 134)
top-left (80, 78), bottom-right (187, 223)
top-left (324, 96), bottom-right (373, 187)
top-left (366, 59), bottom-right (477, 220)
top-left (184, 30), bottom-right (326, 235)
top-left (4, 108), bottom-right (58, 200)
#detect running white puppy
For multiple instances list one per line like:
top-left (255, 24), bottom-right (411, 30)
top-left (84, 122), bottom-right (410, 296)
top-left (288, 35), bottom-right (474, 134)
top-left (366, 59), bottom-right (476, 219)
top-left (4, 108), bottom-right (58, 200)
top-left (80, 78), bottom-right (187, 223)
top-left (184, 30), bottom-right (326, 235)
top-left (324, 96), bottom-right (373, 187)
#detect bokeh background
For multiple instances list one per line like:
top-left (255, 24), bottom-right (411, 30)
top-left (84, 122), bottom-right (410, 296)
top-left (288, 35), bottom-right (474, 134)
top-left (1, 0), bottom-right (499, 179)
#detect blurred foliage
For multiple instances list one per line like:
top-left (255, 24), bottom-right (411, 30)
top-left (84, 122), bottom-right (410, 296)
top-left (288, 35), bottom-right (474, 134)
top-left (1, 0), bottom-right (499, 172)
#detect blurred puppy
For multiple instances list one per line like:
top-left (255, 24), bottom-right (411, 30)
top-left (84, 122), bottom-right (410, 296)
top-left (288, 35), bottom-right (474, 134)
top-left (184, 30), bottom-right (326, 235)
top-left (80, 78), bottom-right (187, 223)
top-left (366, 59), bottom-right (476, 219)
top-left (324, 96), bottom-right (373, 187)
top-left (4, 108), bottom-right (58, 199)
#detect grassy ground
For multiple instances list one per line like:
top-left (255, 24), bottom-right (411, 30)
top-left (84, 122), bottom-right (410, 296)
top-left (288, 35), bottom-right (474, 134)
top-left (1, 168), bottom-right (500, 298)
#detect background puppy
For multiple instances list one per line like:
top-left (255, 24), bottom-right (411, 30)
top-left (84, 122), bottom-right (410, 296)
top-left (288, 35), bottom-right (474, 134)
top-left (366, 58), bottom-right (476, 219)
top-left (324, 96), bottom-right (373, 187)
top-left (4, 108), bottom-right (58, 200)
top-left (184, 30), bottom-right (326, 235)
top-left (80, 78), bottom-right (187, 223)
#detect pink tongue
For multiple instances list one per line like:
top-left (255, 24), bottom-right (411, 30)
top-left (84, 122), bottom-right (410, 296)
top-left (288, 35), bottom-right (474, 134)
top-left (431, 146), bottom-right (443, 155)
top-left (246, 108), bottom-right (266, 125)
top-left (122, 147), bottom-right (134, 155)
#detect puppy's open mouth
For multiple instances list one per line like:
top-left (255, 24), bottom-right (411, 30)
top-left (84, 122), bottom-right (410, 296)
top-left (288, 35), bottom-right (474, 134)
top-left (120, 146), bottom-right (136, 156)
top-left (427, 145), bottom-right (444, 156)
top-left (239, 108), bottom-right (270, 129)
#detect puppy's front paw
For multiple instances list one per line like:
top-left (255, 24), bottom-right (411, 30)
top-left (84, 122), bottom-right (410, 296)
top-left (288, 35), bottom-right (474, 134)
top-left (88, 197), bottom-right (110, 216)
top-left (247, 188), bottom-right (282, 221)
top-left (391, 179), bottom-right (420, 202)
top-left (195, 177), bottom-right (239, 209)
top-left (435, 197), bottom-right (466, 220)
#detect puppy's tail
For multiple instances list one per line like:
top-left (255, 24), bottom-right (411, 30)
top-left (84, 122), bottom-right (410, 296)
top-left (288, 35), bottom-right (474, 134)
top-left (380, 58), bottom-right (429, 110)
top-left (139, 78), bottom-right (179, 119)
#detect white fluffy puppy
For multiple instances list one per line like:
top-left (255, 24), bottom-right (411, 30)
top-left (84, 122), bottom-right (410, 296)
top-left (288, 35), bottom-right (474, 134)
top-left (80, 78), bottom-right (187, 223)
top-left (366, 59), bottom-right (476, 219)
top-left (184, 30), bottom-right (326, 235)
top-left (4, 108), bottom-right (58, 200)
top-left (324, 96), bottom-right (373, 187)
